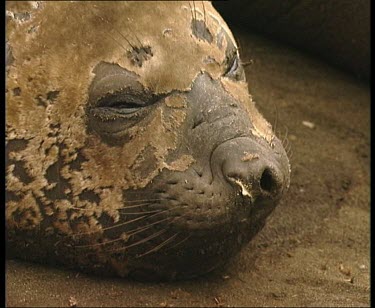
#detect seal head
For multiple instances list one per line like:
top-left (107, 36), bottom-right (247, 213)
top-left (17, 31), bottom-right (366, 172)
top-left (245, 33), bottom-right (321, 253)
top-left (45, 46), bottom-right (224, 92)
top-left (6, 1), bottom-right (290, 281)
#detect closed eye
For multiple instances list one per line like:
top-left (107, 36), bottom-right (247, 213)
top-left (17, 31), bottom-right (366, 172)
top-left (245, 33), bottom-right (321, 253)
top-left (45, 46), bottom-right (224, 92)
top-left (98, 90), bottom-right (149, 106)
top-left (86, 91), bottom-right (157, 144)
top-left (223, 53), bottom-right (245, 81)
top-left (225, 57), bottom-right (239, 76)
top-left (95, 92), bottom-right (149, 115)
top-left (87, 87), bottom-right (165, 140)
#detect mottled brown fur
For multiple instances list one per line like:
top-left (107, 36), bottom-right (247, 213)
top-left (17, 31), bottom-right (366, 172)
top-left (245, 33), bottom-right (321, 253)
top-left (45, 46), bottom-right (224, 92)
top-left (6, 1), bottom-right (278, 278)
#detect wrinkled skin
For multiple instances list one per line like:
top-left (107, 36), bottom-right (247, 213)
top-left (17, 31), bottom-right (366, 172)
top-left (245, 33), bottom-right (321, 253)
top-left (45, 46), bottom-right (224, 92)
top-left (6, 1), bottom-right (290, 281)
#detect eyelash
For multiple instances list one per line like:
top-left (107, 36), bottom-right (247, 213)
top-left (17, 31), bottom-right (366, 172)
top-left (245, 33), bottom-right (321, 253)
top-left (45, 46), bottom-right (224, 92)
top-left (226, 57), bottom-right (239, 76)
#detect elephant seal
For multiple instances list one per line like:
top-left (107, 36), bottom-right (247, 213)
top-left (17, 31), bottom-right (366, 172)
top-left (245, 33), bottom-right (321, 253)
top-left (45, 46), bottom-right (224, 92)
top-left (6, 1), bottom-right (290, 281)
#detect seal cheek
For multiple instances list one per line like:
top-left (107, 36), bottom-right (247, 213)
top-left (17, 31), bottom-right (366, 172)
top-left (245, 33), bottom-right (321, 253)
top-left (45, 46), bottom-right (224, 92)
top-left (130, 145), bottom-right (158, 180)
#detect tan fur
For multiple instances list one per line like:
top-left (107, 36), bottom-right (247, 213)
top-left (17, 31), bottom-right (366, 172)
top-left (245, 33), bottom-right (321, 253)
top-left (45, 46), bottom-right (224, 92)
top-left (6, 1), bottom-right (274, 239)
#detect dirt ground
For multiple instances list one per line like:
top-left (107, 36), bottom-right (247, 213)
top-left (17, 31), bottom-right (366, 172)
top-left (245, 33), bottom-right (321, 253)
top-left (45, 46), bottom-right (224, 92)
top-left (6, 27), bottom-right (370, 307)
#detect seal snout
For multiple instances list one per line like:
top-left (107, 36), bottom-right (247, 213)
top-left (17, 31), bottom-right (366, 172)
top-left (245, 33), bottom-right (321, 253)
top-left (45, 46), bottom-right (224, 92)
top-left (214, 137), bottom-right (286, 204)
top-left (224, 162), bottom-right (283, 202)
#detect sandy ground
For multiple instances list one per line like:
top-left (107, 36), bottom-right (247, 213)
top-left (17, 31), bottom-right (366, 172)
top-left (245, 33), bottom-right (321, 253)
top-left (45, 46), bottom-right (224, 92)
top-left (6, 28), bottom-right (370, 307)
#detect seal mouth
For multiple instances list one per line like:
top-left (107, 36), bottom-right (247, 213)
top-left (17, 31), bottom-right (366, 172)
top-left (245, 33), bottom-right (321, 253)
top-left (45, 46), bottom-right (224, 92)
top-left (119, 189), bottom-right (276, 281)
top-left (121, 170), bottom-right (279, 235)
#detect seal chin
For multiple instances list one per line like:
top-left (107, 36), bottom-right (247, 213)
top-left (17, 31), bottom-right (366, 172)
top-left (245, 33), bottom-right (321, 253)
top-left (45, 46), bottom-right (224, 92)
top-left (122, 188), bottom-right (276, 281)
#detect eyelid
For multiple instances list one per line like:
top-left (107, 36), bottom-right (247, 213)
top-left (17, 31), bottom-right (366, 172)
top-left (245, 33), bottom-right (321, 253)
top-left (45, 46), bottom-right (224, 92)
top-left (89, 62), bottom-right (143, 103)
top-left (96, 91), bottom-right (149, 108)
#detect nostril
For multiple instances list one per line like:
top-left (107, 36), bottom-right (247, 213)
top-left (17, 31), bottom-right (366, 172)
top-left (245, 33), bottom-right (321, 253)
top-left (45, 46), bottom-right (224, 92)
top-left (260, 168), bottom-right (277, 194)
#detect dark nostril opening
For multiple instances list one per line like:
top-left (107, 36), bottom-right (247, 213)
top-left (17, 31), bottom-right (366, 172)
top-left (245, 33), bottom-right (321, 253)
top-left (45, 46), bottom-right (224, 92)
top-left (260, 168), bottom-right (277, 193)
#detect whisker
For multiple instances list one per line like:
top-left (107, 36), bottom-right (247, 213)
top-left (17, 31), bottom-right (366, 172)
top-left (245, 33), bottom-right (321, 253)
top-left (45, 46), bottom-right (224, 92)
top-left (165, 235), bottom-right (191, 251)
top-left (66, 202), bottom-right (153, 211)
top-left (89, 6), bottom-right (135, 49)
top-left (126, 217), bottom-right (173, 237)
top-left (136, 233), bottom-right (180, 258)
top-left (286, 144), bottom-right (292, 158)
top-left (75, 236), bottom-right (125, 249)
top-left (281, 125), bottom-right (290, 150)
top-left (86, 7), bottom-right (130, 51)
top-left (193, 1), bottom-right (197, 22)
top-left (67, 206), bottom-right (96, 211)
top-left (188, 1), bottom-right (194, 20)
top-left (119, 209), bottom-right (163, 215)
top-left (283, 124), bottom-right (289, 139)
top-left (125, 212), bottom-right (187, 236)
top-left (288, 149), bottom-right (293, 161)
top-left (108, 229), bottom-right (167, 253)
top-left (273, 102), bottom-right (279, 135)
top-left (283, 135), bottom-right (290, 151)
top-left (130, 30), bottom-right (143, 46)
top-left (121, 202), bottom-right (155, 209)
top-left (202, 1), bottom-right (206, 26)
top-left (236, 36), bottom-right (243, 54)
top-left (241, 60), bottom-right (254, 67)
top-left (70, 207), bottom-right (173, 239)
top-left (189, 1), bottom-right (197, 35)
top-left (63, 201), bottom-right (159, 214)
top-left (74, 209), bottom-right (187, 250)
top-left (73, 214), bottom-right (148, 237)
top-left (287, 150), bottom-right (292, 161)
top-left (122, 198), bottom-right (165, 203)
top-left (101, 209), bottom-right (170, 232)
top-left (74, 216), bottom-right (173, 249)
top-left (285, 143), bottom-right (292, 152)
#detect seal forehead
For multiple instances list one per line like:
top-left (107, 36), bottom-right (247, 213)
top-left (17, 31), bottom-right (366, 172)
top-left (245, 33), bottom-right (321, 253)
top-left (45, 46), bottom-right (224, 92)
top-left (7, 1), bottom-right (235, 94)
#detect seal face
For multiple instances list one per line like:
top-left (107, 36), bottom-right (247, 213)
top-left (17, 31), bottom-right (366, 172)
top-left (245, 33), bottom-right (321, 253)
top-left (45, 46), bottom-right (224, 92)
top-left (6, 1), bottom-right (290, 281)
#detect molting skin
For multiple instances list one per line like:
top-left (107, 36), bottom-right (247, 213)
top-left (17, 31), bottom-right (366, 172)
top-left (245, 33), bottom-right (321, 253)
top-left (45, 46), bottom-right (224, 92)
top-left (6, 1), bottom-right (290, 281)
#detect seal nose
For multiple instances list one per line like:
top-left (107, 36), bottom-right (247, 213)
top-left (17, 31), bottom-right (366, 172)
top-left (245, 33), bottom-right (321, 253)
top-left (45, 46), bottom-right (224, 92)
top-left (223, 160), bottom-right (282, 201)
top-left (215, 138), bottom-right (285, 202)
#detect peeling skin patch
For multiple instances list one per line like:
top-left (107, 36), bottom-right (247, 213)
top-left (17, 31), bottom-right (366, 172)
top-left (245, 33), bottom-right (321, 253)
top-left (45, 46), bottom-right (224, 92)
top-left (192, 19), bottom-right (213, 43)
top-left (164, 94), bottom-right (187, 109)
top-left (242, 152), bottom-right (259, 162)
top-left (46, 91), bottom-right (60, 102)
top-left (14, 12), bottom-right (31, 22)
top-left (6, 192), bottom-right (42, 230)
top-left (6, 42), bottom-right (14, 67)
top-left (203, 56), bottom-right (220, 66)
top-left (35, 95), bottom-right (47, 108)
top-left (12, 87), bottom-right (21, 96)
top-left (6, 10), bottom-right (32, 23)
top-left (127, 45), bottom-right (153, 67)
top-left (130, 145), bottom-right (158, 179)
top-left (163, 155), bottom-right (195, 172)
top-left (27, 25), bottom-right (39, 34)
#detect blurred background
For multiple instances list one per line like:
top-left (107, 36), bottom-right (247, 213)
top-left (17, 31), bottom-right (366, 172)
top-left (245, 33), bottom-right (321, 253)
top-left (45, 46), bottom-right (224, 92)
top-left (213, 0), bottom-right (370, 80)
